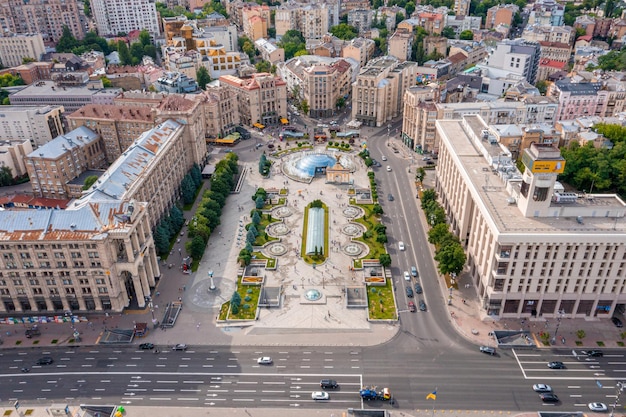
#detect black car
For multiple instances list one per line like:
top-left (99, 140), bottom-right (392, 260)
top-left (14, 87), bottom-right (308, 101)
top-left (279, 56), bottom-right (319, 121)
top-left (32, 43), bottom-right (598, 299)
top-left (139, 343), bottom-right (154, 350)
top-left (387, 194), bottom-right (394, 201)
top-left (547, 361), bottom-right (565, 369)
top-left (612, 317), bottom-right (624, 328)
top-left (405, 287), bottom-right (414, 298)
top-left (582, 350), bottom-right (604, 357)
top-left (540, 393), bottom-right (560, 403)
top-left (36, 357), bottom-right (54, 365)
top-left (320, 379), bottom-right (338, 389)
top-left (414, 283), bottom-right (423, 294)
top-left (419, 300), bottom-right (427, 311)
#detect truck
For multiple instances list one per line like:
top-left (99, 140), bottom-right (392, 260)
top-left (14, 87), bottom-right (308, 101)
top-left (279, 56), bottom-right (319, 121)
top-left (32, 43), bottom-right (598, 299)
top-left (359, 386), bottom-right (391, 401)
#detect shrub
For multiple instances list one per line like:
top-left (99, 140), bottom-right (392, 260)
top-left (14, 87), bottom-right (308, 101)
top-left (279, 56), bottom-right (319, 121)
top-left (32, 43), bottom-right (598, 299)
top-left (247, 289), bottom-right (253, 294)
top-left (243, 304), bottom-right (251, 309)
top-left (245, 296), bottom-right (252, 301)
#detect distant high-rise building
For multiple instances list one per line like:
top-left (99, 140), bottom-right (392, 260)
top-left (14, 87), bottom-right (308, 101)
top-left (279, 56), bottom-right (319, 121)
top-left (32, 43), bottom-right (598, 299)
top-left (0, 0), bottom-right (85, 43)
top-left (91, 0), bottom-right (161, 37)
top-left (485, 39), bottom-right (541, 85)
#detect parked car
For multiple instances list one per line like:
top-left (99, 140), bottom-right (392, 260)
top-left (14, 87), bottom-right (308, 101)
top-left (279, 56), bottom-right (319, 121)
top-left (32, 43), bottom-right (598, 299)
top-left (172, 344), bottom-right (188, 351)
top-left (414, 283), bottom-right (423, 294)
top-left (479, 346), bottom-right (495, 355)
top-left (533, 384), bottom-right (552, 393)
top-left (36, 357), bottom-right (54, 365)
top-left (419, 300), bottom-right (427, 311)
top-left (311, 391), bottom-right (330, 400)
top-left (547, 361), bottom-right (565, 369)
top-left (588, 403), bottom-right (608, 412)
top-left (408, 301), bottom-right (416, 312)
top-left (257, 356), bottom-right (273, 365)
top-left (403, 271), bottom-right (410, 281)
top-left (582, 350), bottom-right (604, 357)
top-left (410, 266), bottom-right (418, 277)
top-left (320, 379), bottom-right (338, 389)
top-left (381, 155), bottom-right (387, 161)
top-left (139, 343), bottom-right (154, 350)
top-left (540, 393), bottom-right (560, 403)
top-left (612, 317), bottom-right (623, 328)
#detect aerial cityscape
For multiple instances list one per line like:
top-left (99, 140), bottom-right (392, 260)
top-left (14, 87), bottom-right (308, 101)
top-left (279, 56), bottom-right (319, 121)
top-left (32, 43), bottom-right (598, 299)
top-left (0, 0), bottom-right (625, 415)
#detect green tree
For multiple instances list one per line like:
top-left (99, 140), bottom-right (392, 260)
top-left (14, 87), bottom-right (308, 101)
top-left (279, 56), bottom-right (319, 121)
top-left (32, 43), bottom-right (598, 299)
top-left (330, 23), bottom-right (358, 40)
top-left (427, 223), bottom-right (450, 245)
top-left (300, 99), bottom-right (309, 115)
top-left (415, 167), bottom-right (426, 183)
top-left (255, 196), bottom-right (265, 209)
top-left (130, 42), bottom-right (144, 65)
top-left (252, 211), bottom-right (261, 225)
top-left (395, 12), bottom-right (405, 25)
top-left (196, 66), bottom-right (211, 90)
top-left (56, 26), bottom-right (78, 53)
top-left (336, 97), bottom-right (345, 109)
top-left (117, 41), bottom-right (132, 65)
top-left (100, 76), bottom-right (112, 87)
top-left (22, 57), bottom-right (36, 64)
top-left (186, 235), bottom-right (206, 260)
top-left (379, 253), bottom-right (392, 267)
top-left (435, 243), bottom-right (466, 276)
top-left (372, 204), bottom-right (384, 216)
top-left (278, 30), bottom-right (306, 59)
top-left (181, 175), bottom-right (196, 204)
top-left (230, 291), bottom-right (242, 314)
top-left (459, 30), bottom-right (474, 40)
top-left (442, 26), bottom-right (456, 39)
top-left (0, 166), bottom-right (13, 186)
top-left (255, 60), bottom-right (271, 73)
top-left (405, 1), bottom-right (416, 15)
top-left (143, 45), bottom-right (157, 60)
top-left (139, 29), bottom-right (151, 46)
top-left (153, 224), bottom-right (170, 254)
top-left (535, 80), bottom-right (548, 95)
top-left (82, 175), bottom-right (99, 190)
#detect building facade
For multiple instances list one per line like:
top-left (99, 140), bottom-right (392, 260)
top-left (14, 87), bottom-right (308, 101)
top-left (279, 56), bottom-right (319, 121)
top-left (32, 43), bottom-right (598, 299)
top-left (485, 4), bottom-right (518, 30)
top-left (9, 81), bottom-right (121, 113)
top-left (401, 85), bottom-right (440, 152)
top-left (388, 30), bottom-right (413, 62)
top-left (219, 72), bottom-right (287, 126)
top-left (0, 139), bottom-right (32, 178)
top-left (0, 33), bottom-right (45, 68)
top-left (0, 0), bottom-right (85, 44)
top-left (91, 0), bottom-right (161, 37)
top-left (25, 127), bottom-right (107, 199)
top-left (0, 105), bottom-right (64, 149)
top-left (435, 116), bottom-right (626, 320)
top-left (351, 56), bottom-right (419, 127)
top-left (0, 200), bottom-right (160, 313)
top-left (485, 39), bottom-right (541, 85)
top-left (301, 60), bottom-right (352, 118)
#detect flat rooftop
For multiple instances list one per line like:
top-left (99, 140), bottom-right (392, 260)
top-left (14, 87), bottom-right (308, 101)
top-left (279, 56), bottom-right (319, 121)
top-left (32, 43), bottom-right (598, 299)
top-left (437, 119), bottom-right (626, 235)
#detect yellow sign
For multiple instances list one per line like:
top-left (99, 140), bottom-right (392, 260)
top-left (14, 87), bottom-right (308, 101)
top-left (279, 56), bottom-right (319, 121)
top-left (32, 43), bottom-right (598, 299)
top-left (253, 123), bottom-right (265, 129)
top-left (280, 118), bottom-right (289, 125)
top-left (522, 153), bottom-right (566, 174)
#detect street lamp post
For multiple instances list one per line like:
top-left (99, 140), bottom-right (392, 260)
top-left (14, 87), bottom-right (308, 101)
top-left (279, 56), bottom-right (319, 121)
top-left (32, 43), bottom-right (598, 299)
top-left (552, 310), bottom-right (564, 344)
top-left (208, 270), bottom-right (215, 291)
top-left (610, 382), bottom-right (624, 417)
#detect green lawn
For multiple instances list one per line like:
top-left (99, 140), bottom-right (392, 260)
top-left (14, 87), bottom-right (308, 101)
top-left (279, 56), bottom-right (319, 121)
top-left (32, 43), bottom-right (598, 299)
top-left (367, 279), bottom-right (397, 320)
top-left (353, 204), bottom-right (386, 260)
top-left (253, 215), bottom-right (280, 246)
top-left (225, 279), bottom-right (261, 320)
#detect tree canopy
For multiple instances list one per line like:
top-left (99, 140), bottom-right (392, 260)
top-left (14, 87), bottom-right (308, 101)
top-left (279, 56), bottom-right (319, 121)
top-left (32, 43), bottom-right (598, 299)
top-left (278, 30), bottom-right (306, 59)
top-left (596, 50), bottom-right (626, 71)
top-left (330, 23), bottom-right (358, 40)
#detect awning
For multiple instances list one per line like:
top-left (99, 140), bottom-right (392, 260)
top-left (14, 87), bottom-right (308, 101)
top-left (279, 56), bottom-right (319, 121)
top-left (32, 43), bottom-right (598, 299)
top-left (280, 118), bottom-right (289, 125)
top-left (253, 123), bottom-right (265, 129)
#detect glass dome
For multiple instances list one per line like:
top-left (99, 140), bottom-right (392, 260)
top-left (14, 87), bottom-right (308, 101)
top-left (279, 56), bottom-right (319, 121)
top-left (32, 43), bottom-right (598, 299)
top-left (293, 154), bottom-right (337, 177)
top-left (304, 289), bottom-right (322, 301)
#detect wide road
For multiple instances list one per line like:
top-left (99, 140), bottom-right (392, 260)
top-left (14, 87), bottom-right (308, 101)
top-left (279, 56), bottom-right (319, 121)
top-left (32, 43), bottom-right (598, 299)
top-left (0, 345), bottom-right (624, 410)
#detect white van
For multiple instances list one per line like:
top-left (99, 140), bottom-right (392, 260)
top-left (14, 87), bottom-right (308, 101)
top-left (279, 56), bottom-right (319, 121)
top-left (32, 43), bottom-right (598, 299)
top-left (399, 241), bottom-right (405, 251)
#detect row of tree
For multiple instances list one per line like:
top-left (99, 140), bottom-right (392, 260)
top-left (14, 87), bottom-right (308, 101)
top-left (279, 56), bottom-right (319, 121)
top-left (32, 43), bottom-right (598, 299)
top-left (185, 153), bottom-right (239, 261)
top-left (422, 190), bottom-right (466, 276)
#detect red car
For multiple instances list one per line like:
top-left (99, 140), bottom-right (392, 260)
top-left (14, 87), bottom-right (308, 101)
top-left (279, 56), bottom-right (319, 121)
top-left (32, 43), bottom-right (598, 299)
top-left (408, 301), bottom-right (416, 312)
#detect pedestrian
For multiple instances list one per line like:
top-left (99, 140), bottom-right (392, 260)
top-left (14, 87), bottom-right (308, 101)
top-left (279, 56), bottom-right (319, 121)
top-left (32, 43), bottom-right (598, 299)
top-left (156, 291), bottom-right (160, 297)
top-left (196, 323), bottom-right (200, 330)
top-left (178, 287), bottom-right (182, 293)
top-left (178, 297), bottom-right (182, 302)
top-left (183, 285), bottom-right (186, 291)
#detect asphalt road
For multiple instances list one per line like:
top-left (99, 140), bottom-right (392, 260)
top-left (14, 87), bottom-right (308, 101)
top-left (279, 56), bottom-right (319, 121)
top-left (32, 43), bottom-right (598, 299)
top-left (0, 346), bottom-right (624, 410)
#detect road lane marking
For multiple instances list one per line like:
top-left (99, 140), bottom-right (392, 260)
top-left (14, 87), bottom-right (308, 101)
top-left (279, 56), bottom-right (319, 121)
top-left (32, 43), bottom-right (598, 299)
top-left (262, 390), bottom-right (285, 393)
top-left (157, 380), bottom-right (178, 383)
top-left (177, 398), bottom-right (199, 401)
top-left (234, 390), bottom-right (257, 393)
top-left (237, 381), bottom-right (257, 384)
top-left (153, 389), bottom-right (175, 392)
top-left (180, 390), bottom-right (201, 392)
top-left (183, 381), bottom-right (204, 384)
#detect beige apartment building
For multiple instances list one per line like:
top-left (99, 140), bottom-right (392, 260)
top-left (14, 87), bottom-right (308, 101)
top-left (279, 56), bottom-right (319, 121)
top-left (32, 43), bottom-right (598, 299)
top-left (342, 37), bottom-right (375, 68)
top-left (401, 85), bottom-right (440, 152)
top-left (0, 0), bottom-right (85, 44)
top-left (454, 0), bottom-right (470, 16)
top-left (0, 199), bottom-right (160, 313)
top-left (0, 33), bottom-right (45, 68)
top-left (538, 41), bottom-right (572, 63)
top-left (301, 60), bottom-right (352, 118)
top-left (0, 105), bottom-right (64, 149)
top-left (0, 139), bottom-right (32, 178)
top-left (241, 4), bottom-right (270, 41)
top-left (275, 3), bottom-right (329, 39)
top-left (522, 25), bottom-right (574, 45)
top-left (67, 104), bottom-right (155, 164)
top-left (436, 115), bottom-right (626, 319)
top-left (220, 73), bottom-right (287, 126)
top-left (204, 81), bottom-right (240, 138)
top-left (352, 56), bottom-right (419, 127)
top-left (25, 127), bottom-right (107, 199)
top-left (485, 4), bottom-right (519, 30)
top-left (388, 30), bottom-right (413, 62)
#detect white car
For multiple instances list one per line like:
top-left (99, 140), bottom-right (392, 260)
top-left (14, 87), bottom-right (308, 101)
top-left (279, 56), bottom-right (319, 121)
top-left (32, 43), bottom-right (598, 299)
top-left (381, 155), bottom-right (387, 161)
top-left (257, 357), bottom-right (273, 365)
top-left (532, 384), bottom-right (552, 393)
top-left (311, 391), bottom-right (330, 400)
top-left (588, 403), bottom-right (608, 412)
top-left (386, 166), bottom-right (391, 172)
top-left (398, 242), bottom-right (405, 251)
top-left (404, 271), bottom-right (411, 281)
